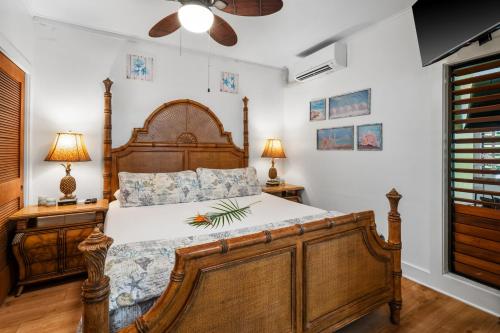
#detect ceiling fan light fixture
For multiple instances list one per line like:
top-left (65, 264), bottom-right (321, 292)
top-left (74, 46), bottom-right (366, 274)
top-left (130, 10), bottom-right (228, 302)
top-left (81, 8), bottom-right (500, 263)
top-left (178, 3), bottom-right (214, 33)
top-left (213, 0), bottom-right (228, 10)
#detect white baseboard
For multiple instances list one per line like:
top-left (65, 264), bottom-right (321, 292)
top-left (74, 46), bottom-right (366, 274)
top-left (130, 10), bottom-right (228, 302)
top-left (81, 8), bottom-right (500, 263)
top-left (402, 261), bottom-right (431, 275)
top-left (401, 265), bottom-right (500, 317)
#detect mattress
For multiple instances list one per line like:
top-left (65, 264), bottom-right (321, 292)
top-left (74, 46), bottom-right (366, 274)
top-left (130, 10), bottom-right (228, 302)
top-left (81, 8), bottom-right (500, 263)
top-left (105, 192), bottom-right (328, 245)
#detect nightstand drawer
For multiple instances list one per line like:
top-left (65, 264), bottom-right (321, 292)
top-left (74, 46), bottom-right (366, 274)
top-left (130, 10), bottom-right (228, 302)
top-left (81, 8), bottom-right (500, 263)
top-left (65, 255), bottom-right (85, 271)
top-left (22, 231), bottom-right (59, 262)
top-left (29, 260), bottom-right (58, 277)
top-left (64, 227), bottom-right (95, 257)
top-left (37, 212), bottom-right (97, 227)
top-left (63, 226), bottom-right (97, 272)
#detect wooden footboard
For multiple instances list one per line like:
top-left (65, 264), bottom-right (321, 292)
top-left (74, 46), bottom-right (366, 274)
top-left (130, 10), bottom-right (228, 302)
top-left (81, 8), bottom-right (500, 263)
top-left (79, 189), bottom-right (402, 333)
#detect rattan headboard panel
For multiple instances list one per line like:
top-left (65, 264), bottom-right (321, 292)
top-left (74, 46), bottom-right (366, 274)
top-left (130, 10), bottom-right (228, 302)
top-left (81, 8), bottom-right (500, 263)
top-left (102, 79), bottom-right (249, 201)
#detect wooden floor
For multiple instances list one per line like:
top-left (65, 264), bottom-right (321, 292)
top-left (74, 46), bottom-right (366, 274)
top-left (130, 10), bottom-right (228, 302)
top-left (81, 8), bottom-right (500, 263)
top-left (0, 278), bottom-right (498, 333)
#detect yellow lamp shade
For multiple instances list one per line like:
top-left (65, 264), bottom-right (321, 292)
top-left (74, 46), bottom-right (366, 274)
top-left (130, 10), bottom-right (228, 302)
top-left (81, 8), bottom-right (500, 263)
top-left (261, 138), bottom-right (286, 159)
top-left (44, 132), bottom-right (91, 162)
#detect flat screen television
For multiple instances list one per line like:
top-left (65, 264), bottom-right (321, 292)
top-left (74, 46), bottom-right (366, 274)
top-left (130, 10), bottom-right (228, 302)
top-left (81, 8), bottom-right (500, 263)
top-left (412, 0), bottom-right (500, 67)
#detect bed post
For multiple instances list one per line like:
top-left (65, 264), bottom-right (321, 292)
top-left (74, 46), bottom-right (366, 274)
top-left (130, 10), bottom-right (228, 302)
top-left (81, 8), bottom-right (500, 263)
top-left (386, 188), bottom-right (403, 324)
top-left (243, 96), bottom-right (249, 167)
top-left (103, 78), bottom-right (113, 201)
top-left (78, 228), bottom-right (114, 333)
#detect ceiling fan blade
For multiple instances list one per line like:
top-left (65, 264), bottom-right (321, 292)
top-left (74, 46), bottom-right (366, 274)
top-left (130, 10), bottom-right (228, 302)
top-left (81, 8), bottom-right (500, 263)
top-left (219, 0), bottom-right (283, 16)
top-left (209, 15), bottom-right (238, 46)
top-left (149, 12), bottom-right (181, 38)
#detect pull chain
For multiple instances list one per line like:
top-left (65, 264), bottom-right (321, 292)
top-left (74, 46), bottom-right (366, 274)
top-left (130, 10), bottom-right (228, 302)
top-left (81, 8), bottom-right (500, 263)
top-left (179, 28), bottom-right (183, 56)
top-left (207, 31), bottom-right (211, 93)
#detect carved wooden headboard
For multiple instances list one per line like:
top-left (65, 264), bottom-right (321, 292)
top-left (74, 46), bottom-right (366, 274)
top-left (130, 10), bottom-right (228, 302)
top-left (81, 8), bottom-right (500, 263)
top-left (102, 78), bottom-right (249, 201)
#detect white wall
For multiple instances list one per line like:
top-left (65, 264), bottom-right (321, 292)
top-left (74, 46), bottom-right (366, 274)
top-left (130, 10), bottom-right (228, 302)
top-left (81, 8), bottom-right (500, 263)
top-left (283, 10), bottom-right (500, 315)
top-left (0, 0), bottom-right (34, 69)
top-left (29, 20), bottom-right (285, 203)
top-left (0, 0), bottom-right (34, 206)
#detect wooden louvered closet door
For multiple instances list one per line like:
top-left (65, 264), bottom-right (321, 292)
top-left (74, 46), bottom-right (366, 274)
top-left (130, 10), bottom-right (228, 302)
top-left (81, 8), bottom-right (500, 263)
top-left (0, 52), bottom-right (25, 303)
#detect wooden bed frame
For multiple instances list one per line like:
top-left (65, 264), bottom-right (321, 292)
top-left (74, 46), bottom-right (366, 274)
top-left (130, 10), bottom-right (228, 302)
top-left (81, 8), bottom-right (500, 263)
top-left (78, 79), bottom-right (403, 333)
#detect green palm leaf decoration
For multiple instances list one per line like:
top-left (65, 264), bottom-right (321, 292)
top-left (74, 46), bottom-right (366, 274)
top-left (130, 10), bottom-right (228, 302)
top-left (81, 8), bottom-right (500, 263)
top-left (186, 199), bottom-right (260, 229)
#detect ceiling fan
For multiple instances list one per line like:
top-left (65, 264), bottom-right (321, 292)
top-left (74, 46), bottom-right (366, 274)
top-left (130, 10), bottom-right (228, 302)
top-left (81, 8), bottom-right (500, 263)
top-left (149, 0), bottom-right (283, 47)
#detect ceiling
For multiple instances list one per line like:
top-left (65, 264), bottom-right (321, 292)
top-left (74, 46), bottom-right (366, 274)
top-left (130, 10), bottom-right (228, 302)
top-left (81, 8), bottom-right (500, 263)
top-left (25, 0), bottom-right (416, 68)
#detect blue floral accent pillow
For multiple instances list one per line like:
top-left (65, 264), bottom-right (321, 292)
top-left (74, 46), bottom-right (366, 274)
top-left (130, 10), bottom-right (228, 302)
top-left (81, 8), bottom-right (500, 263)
top-left (118, 171), bottom-right (201, 207)
top-left (196, 167), bottom-right (261, 201)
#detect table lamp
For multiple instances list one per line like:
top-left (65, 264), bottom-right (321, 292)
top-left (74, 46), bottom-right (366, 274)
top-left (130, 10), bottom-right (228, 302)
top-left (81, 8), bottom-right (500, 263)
top-left (44, 132), bottom-right (91, 203)
top-left (261, 138), bottom-right (286, 186)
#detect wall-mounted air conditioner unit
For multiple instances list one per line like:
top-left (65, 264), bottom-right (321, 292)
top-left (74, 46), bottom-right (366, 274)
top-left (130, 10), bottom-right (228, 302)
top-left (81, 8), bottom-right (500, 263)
top-left (288, 42), bottom-right (347, 83)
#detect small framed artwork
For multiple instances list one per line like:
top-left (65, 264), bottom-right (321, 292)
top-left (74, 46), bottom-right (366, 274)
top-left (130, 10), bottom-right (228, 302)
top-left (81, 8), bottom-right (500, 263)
top-left (317, 126), bottom-right (354, 150)
top-left (310, 99), bottom-right (327, 121)
top-left (126, 54), bottom-right (154, 81)
top-left (329, 89), bottom-right (371, 119)
top-left (357, 123), bottom-right (383, 151)
top-left (220, 72), bottom-right (239, 94)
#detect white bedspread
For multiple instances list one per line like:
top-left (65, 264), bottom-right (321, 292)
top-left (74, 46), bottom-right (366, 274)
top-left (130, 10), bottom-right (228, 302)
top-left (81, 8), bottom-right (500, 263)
top-left (105, 193), bottom-right (328, 245)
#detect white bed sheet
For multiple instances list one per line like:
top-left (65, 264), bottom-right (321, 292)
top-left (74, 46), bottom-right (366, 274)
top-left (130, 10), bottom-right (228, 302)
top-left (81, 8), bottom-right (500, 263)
top-left (105, 193), bottom-right (329, 245)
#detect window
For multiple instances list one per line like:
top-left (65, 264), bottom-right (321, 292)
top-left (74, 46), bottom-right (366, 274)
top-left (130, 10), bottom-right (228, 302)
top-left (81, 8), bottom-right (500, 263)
top-left (448, 53), bottom-right (500, 288)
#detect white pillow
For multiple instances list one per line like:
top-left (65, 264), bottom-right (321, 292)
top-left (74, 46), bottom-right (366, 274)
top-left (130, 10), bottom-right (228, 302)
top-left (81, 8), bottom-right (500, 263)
top-left (113, 189), bottom-right (121, 202)
top-left (196, 167), bottom-right (261, 201)
top-left (118, 171), bottom-right (201, 207)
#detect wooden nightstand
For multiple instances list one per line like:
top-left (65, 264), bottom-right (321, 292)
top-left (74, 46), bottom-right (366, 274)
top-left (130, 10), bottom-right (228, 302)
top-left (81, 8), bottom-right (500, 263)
top-left (262, 184), bottom-right (304, 203)
top-left (9, 200), bottom-right (108, 296)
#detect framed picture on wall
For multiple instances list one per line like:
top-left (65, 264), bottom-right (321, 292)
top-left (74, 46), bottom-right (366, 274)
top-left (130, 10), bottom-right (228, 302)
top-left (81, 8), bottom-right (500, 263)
top-left (317, 126), bottom-right (354, 150)
top-left (357, 123), bottom-right (383, 151)
top-left (220, 72), bottom-right (239, 93)
top-left (329, 89), bottom-right (371, 119)
top-left (310, 98), bottom-right (327, 121)
top-left (126, 54), bottom-right (154, 81)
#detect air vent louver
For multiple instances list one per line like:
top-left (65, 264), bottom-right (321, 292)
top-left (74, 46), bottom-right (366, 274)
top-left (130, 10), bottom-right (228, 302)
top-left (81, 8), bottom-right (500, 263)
top-left (296, 64), bottom-right (334, 81)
